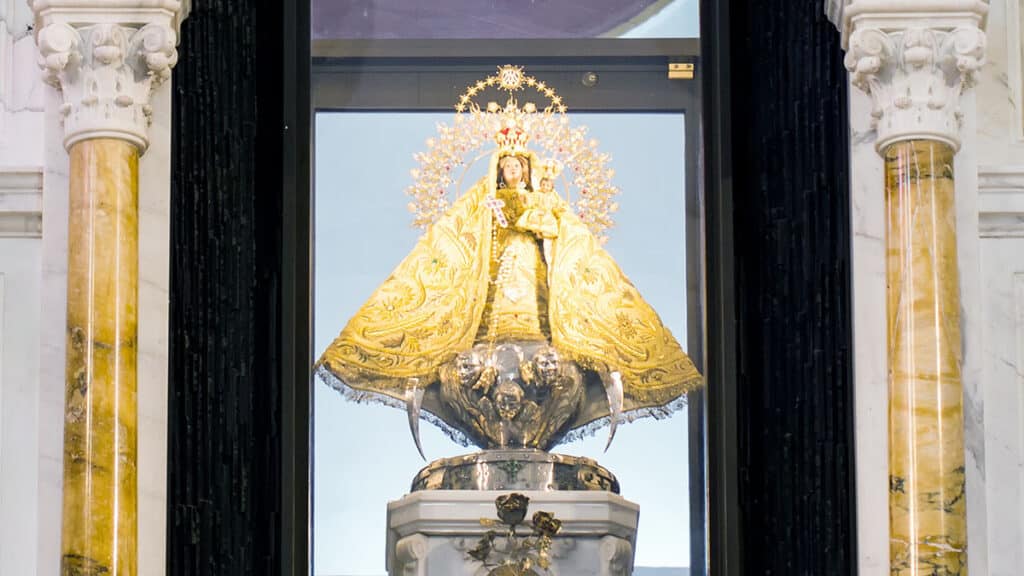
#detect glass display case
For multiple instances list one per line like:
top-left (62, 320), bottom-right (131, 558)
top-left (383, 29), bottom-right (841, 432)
top-left (310, 3), bottom-right (705, 574)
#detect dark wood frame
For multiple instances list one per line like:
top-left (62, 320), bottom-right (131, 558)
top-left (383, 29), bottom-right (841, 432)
top-left (700, 3), bottom-right (742, 573)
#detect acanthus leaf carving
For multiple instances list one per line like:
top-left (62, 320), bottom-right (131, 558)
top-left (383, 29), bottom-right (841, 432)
top-left (35, 20), bottom-right (178, 151)
top-left (844, 25), bottom-right (987, 151)
top-left (132, 22), bottom-right (178, 83)
top-left (36, 22), bottom-right (81, 87)
top-left (845, 27), bottom-right (891, 121)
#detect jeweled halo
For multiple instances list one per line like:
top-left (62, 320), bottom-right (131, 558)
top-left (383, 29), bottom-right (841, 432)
top-left (406, 65), bottom-right (620, 241)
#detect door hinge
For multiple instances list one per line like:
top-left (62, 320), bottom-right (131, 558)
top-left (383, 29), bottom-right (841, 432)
top-left (668, 62), bottom-right (694, 80)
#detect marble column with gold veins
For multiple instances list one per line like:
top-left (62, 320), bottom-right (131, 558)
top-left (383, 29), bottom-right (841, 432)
top-left (62, 138), bottom-right (141, 574)
top-left (842, 8), bottom-right (987, 575)
top-left (32, 2), bottom-right (184, 573)
top-left (885, 140), bottom-right (965, 574)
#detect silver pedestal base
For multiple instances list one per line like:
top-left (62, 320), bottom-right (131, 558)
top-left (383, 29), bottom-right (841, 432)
top-left (387, 490), bottom-right (639, 576)
top-left (410, 449), bottom-right (620, 493)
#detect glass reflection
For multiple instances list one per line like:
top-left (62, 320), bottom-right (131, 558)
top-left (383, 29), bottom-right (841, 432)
top-left (312, 0), bottom-right (699, 40)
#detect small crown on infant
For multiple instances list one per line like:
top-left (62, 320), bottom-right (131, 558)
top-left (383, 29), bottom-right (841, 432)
top-left (537, 159), bottom-right (562, 180)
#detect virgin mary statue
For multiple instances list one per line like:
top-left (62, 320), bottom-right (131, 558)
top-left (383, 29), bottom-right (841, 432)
top-left (316, 75), bottom-right (702, 450)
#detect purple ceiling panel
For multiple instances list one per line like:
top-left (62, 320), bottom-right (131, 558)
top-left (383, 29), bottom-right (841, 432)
top-left (312, 0), bottom-right (661, 39)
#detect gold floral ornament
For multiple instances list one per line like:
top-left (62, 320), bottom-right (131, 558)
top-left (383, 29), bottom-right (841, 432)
top-left (495, 493), bottom-right (530, 526)
top-left (469, 493), bottom-right (561, 575)
top-left (406, 64), bottom-right (620, 240)
top-left (530, 511), bottom-right (561, 538)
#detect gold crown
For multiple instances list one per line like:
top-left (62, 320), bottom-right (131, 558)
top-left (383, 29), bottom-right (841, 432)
top-left (495, 124), bottom-right (530, 156)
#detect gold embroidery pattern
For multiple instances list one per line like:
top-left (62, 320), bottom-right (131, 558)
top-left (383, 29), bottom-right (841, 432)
top-left (549, 208), bottom-right (702, 410)
top-left (319, 178), bottom-right (493, 394)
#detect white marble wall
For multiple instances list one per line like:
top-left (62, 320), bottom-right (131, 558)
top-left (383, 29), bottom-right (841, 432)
top-left (0, 5), bottom-right (172, 574)
top-left (977, 167), bottom-right (1024, 576)
top-left (974, 1), bottom-right (1024, 574)
top-left (138, 79), bottom-right (171, 576)
top-left (957, 87), bottom-right (987, 576)
top-left (37, 83), bottom-right (69, 576)
top-left (0, 2), bottom-right (46, 575)
top-left (848, 79), bottom-right (889, 576)
top-left (0, 166), bottom-right (43, 576)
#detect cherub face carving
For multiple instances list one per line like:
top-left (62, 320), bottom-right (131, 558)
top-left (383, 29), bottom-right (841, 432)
top-left (533, 346), bottom-right (561, 385)
top-left (455, 351), bottom-right (483, 385)
top-left (494, 381), bottom-right (525, 421)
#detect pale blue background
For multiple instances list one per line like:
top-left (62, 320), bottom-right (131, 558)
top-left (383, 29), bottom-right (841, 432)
top-left (314, 111), bottom-right (693, 575)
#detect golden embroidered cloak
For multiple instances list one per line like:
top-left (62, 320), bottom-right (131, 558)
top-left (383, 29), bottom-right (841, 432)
top-left (316, 153), bottom-right (702, 428)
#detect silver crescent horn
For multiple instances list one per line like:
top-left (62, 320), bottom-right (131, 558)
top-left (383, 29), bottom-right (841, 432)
top-left (405, 378), bottom-right (426, 461)
top-left (605, 371), bottom-right (624, 452)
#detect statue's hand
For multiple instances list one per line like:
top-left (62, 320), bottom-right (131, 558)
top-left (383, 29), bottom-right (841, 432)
top-left (550, 199), bottom-right (566, 217)
top-left (515, 204), bottom-right (559, 239)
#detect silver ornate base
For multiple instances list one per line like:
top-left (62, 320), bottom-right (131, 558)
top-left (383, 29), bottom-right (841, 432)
top-left (410, 449), bottom-right (620, 493)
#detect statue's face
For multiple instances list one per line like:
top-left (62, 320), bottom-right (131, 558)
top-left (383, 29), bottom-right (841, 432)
top-left (534, 348), bottom-right (560, 384)
top-left (500, 156), bottom-right (525, 187)
top-left (455, 352), bottom-right (482, 384)
top-left (494, 384), bottom-right (523, 420)
top-left (538, 177), bottom-right (554, 193)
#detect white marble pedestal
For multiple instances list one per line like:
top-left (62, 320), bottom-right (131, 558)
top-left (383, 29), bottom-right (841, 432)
top-left (386, 490), bottom-right (639, 576)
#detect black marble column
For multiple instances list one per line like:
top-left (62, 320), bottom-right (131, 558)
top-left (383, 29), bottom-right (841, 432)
top-left (703, 0), bottom-right (858, 574)
top-left (167, 0), bottom-right (310, 574)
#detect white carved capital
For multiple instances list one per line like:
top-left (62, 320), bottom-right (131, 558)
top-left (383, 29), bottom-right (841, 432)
top-left (845, 25), bottom-right (986, 151)
top-left (828, 0), bottom-right (989, 152)
top-left (30, 0), bottom-right (188, 151)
